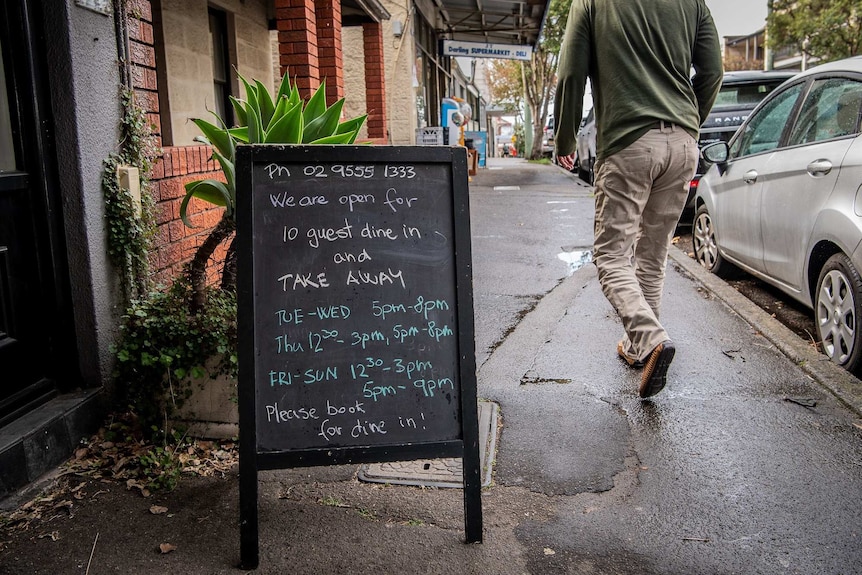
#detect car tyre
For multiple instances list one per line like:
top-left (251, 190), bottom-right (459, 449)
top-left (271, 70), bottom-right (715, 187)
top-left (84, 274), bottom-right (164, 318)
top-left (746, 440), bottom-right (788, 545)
top-left (815, 253), bottom-right (862, 372)
top-left (578, 156), bottom-right (595, 185)
top-left (692, 204), bottom-right (724, 274)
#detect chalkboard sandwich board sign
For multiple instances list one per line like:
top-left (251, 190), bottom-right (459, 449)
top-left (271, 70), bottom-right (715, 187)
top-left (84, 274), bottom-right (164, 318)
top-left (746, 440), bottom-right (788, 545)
top-left (236, 145), bottom-right (482, 568)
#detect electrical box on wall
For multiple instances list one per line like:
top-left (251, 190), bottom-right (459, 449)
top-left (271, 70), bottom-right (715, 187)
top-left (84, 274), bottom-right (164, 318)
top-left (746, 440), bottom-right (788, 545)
top-left (116, 166), bottom-right (141, 218)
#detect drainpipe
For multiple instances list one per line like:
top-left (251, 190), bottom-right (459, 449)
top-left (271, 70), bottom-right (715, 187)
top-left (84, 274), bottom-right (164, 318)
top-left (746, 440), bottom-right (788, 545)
top-left (113, 0), bottom-right (131, 89)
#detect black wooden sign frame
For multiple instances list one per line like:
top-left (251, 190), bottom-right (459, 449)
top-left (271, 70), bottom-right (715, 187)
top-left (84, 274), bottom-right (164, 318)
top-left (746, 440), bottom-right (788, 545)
top-left (236, 145), bottom-right (482, 569)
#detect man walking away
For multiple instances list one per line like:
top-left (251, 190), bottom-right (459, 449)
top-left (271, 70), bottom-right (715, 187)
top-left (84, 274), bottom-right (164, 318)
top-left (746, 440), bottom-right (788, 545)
top-left (554, 0), bottom-right (722, 398)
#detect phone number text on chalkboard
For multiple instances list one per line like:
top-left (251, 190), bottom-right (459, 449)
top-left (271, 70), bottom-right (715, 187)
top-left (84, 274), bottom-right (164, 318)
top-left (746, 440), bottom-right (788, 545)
top-left (265, 163), bottom-right (417, 180)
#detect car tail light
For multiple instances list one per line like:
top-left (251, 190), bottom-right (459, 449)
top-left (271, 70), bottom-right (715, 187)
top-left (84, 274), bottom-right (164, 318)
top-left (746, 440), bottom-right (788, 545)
top-left (689, 177), bottom-right (700, 193)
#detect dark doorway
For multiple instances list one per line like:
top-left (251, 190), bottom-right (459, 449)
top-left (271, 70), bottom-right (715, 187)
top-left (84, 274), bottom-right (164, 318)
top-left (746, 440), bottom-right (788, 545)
top-left (0, 0), bottom-right (80, 426)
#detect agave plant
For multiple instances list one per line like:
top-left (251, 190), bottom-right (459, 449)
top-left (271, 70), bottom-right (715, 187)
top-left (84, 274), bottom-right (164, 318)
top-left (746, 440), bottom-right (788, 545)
top-left (182, 73), bottom-right (367, 312)
top-left (182, 72), bottom-right (367, 226)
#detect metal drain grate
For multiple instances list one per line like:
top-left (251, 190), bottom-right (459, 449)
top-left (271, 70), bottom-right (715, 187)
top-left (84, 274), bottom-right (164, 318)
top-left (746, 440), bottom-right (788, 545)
top-left (357, 400), bottom-right (499, 488)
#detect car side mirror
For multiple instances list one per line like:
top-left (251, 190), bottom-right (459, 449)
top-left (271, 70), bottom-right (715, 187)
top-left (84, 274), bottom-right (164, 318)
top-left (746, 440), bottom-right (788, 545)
top-left (702, 141), bottom-right (729, 165)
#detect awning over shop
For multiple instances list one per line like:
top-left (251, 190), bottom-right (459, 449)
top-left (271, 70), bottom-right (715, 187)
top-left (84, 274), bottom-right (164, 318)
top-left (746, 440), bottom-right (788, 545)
top-left (433, 0), bottom-right (550, 46)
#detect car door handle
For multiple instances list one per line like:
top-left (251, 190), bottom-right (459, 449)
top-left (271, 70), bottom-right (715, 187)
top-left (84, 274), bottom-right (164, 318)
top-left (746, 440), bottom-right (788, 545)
top-left (743, 170), bottom-right (758, 184)
top-left (807, 159), bottom-right (833, 176)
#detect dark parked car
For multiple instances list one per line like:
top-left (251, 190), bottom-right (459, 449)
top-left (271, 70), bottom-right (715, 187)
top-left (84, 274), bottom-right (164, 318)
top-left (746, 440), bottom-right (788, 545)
top-left (693, 56), bottom-right (862, 373)
top-left (680, 70), bottom-right (797, 225)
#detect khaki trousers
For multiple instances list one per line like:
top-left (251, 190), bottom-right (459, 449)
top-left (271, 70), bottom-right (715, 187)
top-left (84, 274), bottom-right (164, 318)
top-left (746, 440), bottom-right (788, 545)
top-left (593, 123), bottom-right (698, 362)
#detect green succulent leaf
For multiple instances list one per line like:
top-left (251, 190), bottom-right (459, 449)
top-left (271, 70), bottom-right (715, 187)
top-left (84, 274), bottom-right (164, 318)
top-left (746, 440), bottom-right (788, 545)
top-left (211, 149), bottom-right (235, 197)
top-left (191, 118), bottom-right (234, 160)
top-left (239, 76), bottom-right (262, 141)
top-left (264, 100), bottom-right (304, 143)
top-left (303, 98), bottom-right (344, 143)
top-left (268, 94), bottom-right (290, 131)
top-left (180, 180), bottom-right (231, 227)
top-left (227, 127), bottom-right (249, 143)
top-left (303, 81), bottom-right (328, 125)
top-left (275, 72), bottom-right (293, 102)
top-left (246, 100), bottom-right (262, 143)
top-left (229, 96), bottom-right (248, 126)
top-left (255, 80), bottom-right (275, 128)
top-left (308, 131), bottom-right (358, 144)
top-left (336, 114), bottom-right (368, 135)
top-left (288, 80), bottom-right (301, 109)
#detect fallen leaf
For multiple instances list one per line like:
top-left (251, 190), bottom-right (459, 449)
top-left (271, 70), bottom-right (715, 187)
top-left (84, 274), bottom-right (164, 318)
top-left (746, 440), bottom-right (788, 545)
top-left (38, 531), bottom-right (60, 541)
top-left (159, 543), bottom-right (177, 554)
top-left (149, 505), bottom-right (168, 515)
top-left (544, 547), bottom-right (556, 555)
top-left (852, 421), bottom-right (862, 430)
top-left (126, 479), bottom-right (144, 491)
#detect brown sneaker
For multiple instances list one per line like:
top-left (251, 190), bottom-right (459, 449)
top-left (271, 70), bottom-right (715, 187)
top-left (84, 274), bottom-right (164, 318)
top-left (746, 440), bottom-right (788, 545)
top-left (639, 340), bottom-right (675, 398)
top-left (617, 340), bottom-right (644, 368)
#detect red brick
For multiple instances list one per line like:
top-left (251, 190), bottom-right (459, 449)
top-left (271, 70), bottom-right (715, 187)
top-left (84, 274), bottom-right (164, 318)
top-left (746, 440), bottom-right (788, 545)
top-left (129, 41), bottom-right (155, 67)
top-left (139, 22), bottom-right (154, 45)
top-left (151, 158), bottom-right (165, 180)
top-left (167, 219), bottom-right (185, 241)
top-left (126, 0), bottom-right (152, 22)
top-left (178, 148), bottom-right (188, 175)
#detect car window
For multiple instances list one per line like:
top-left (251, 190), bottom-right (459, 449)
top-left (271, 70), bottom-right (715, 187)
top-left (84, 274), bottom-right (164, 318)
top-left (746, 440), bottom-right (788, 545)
top-left (730, 82), bottom-right (804, 158)
top-left (788, 78), bottom-right (862, 145)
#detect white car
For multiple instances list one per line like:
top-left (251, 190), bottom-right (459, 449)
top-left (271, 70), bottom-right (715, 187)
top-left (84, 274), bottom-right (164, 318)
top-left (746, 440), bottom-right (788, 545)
top-left (693, 56), bottom-right (862, 373)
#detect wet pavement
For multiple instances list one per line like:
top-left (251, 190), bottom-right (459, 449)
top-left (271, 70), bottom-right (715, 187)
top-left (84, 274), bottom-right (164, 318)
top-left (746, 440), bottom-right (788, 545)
top-left (1, 156), bottom-right (861, 575)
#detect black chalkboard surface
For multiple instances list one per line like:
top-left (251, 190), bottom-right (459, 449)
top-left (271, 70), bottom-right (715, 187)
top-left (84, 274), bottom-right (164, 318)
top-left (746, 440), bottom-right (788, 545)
top-left (236, 145), bottom-right (481, 568)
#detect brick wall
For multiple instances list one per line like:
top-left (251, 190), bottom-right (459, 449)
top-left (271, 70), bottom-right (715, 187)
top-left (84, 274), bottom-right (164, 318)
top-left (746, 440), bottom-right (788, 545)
top-left (127, 0), bottom-right (229, 289)
top-left (362, 22), bottom-right (387, 140)
top-left (275, 0), bottom-right (321, 96)
top-left (315, 0), bottom-right (343, 104)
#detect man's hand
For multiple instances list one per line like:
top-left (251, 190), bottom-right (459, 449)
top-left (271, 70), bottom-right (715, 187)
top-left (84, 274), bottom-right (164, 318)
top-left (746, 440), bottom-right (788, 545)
top-left (557, 153), bottom-right (575, 171)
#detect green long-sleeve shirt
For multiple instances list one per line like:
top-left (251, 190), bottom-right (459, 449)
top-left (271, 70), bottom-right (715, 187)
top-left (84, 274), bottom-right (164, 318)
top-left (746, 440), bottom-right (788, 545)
top-left (553, 0), bottom-right (723, 160)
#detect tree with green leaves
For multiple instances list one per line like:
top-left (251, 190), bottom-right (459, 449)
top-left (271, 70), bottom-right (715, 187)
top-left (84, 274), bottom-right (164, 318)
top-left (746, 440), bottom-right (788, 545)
top-left (486, 59), bottom-right (524, 118)
top-left (486, 0), bottom-right (570, 160)
top-left (768, 0), bottom-right (862, 63)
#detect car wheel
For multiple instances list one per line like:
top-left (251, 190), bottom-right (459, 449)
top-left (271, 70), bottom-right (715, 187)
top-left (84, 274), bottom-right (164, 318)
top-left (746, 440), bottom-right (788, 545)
top-left (692, 204), bottom-right (724, 273)
top-left (577, 162), bottom-right (589, 182)
top-left (815, 253), bottom-right (862, 372)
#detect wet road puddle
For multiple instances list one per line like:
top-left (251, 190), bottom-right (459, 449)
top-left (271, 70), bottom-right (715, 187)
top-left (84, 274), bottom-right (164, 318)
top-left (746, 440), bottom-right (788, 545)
top-left (558, 247), bottom-right (593, 275)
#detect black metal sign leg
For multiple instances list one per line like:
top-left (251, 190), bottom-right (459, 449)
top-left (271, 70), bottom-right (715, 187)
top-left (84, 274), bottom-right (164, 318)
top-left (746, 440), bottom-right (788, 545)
top-left (239, 454), bottom-right (259, 569)
top-left (462, 436), bottom-right (483, 543)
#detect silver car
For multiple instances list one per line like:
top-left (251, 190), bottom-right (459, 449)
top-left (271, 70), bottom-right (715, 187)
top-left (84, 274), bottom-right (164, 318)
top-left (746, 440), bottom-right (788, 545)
top-left (575, 108), bottom-right (596, 184)
top-left (693, 56), bottom-right (862, 373)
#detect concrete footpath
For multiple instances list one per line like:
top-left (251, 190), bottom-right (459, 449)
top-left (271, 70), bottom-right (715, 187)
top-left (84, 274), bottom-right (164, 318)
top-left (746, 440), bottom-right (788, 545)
top-left (1, 157), bottom-right (861, 575)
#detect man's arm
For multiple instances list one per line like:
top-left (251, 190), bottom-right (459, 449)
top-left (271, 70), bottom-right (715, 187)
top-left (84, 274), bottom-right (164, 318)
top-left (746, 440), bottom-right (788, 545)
top-left (554, 0), bottom-right (591, 159)
top-left (690, 7), bottom-right (723, 125)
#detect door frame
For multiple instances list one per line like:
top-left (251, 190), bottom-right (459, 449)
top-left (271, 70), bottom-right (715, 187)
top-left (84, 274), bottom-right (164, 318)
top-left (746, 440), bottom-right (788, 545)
top-left (0, 0), bottom-right (81, 403)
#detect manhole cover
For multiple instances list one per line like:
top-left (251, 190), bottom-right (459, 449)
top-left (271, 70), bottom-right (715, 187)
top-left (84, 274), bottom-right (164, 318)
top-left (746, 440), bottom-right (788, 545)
top-left (358, 400), bottom-right (499, 488)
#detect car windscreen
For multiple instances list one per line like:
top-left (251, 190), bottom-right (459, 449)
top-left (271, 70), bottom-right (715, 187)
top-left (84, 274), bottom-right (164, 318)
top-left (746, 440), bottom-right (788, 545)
top-left (712, 81), bottom-right (786, 109)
